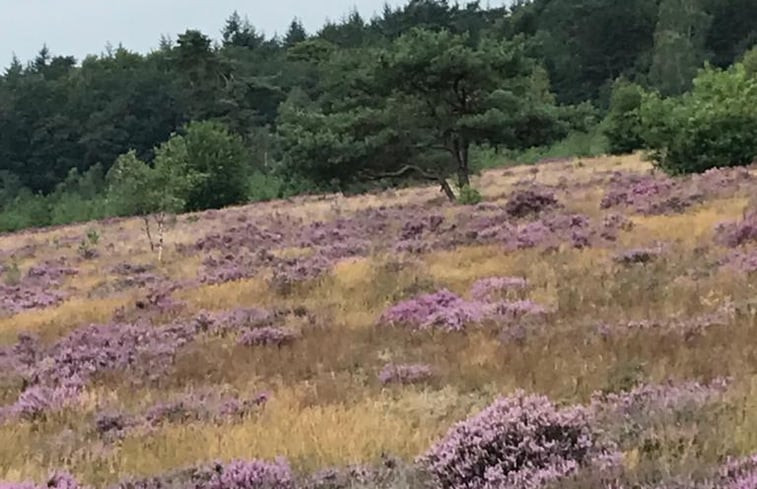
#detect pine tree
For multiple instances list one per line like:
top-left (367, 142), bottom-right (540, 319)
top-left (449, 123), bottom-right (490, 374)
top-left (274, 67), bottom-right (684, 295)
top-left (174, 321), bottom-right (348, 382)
top-left (284, 18), bottom-right (308, 47)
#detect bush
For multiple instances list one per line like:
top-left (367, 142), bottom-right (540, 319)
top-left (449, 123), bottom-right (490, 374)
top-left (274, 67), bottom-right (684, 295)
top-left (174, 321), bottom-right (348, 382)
top-left (505, 188), bottom-right (561, 218)
top-left (640, 62), bottom-right (757, 174)
top-left (180, 121), bottom-right (250, 211)
top-left (420, 391), bottom-right (618, 489)
top-left (457, 185), bottom-right (483, 205)
top-left (604, 79), bottom-right (645, 155)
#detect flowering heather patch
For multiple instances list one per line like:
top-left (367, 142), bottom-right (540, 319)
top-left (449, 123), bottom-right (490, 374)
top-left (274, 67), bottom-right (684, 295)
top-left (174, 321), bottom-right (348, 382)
top-left (420, 391), bottom-right (619, 489)
top-left (305, 465), bottom-right (374, 489)
top-left (0, 285), bottom-right (66, 316)
top-left (0, 317), bottom-right (217, 419)
top-left (489, 300), bottom-right (549, 321)
top-left (380, 290), bottom-right (489, 332)
top-left (113, 459), bottom-right (294, 489)
top-left (505, 213), bottom-right (598, 251)
top-left (0, 260), bottom-right (78, 316)
top-left (721, 250), bottom-right (757, 274)
top-left (268, 253), bottom-right (334, 294)
top-left (590, 379), bottom-right (729, 441)
top-left (469, 277), bottom-right (528, 301)
top-left (239, 327), bottom-right (300, 347)
top-left (399, 214), bottom-right (445, 240)
top-left (715, 213), bottom-right (757, 248)
top-left (25, 261), bottom-right (78, 284)
top-left (504, 187), bottom-right (562, 218)
top-left (205, 459), bottom-right (295, 489)
top-left (601, 213), bottom-right (635, 241)
top-left (10, 383), bottom-right (84, 420)
top-left (95, 391), bottom-right (268, 440)
top-left (95, 411), bottom-right (136, 440)
top-left (601, 173), bottom-right (678, 211)
top-left (378, 363), bottom-right (434, 385)
top-left (718, 455), bottom-right (757, 489)
top-left (109, 262), bottom-right (162, 289)
top-left (195, 222), bottom-right (288, 253)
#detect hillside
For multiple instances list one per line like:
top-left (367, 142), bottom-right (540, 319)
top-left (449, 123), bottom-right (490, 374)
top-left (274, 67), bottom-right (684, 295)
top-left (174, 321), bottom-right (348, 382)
top-left (1, 154), bottom-right (757, 488)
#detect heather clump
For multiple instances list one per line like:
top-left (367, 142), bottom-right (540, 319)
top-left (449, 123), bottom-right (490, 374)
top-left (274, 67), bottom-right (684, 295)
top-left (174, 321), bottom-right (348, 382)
top-left (378, 363), bottom-right (434, 385)
top-left (718, 455), bottom-right (757, 489)
top-left (379, 290), bottom-right (489, 332)
top-left (114, 459), bottom-right (293, 489)
top-left (590, 379), bottom-right (729, 445)
top-left (601, 174), bottom-right (676, 210)
top-left (506, 213), bottom-right (597, 251)
top-left (268, 253), bottom-right (333, 295)
top-left (505, 187), bottom-right (561, 218)
top-left (0, 259), bottom-right (78, 316)
top-left (601, 213), bottom-right (634, 241)
top-left (714, 212), bottom-right (757, 248)
top-left (420, 391), bottom-right (619, 489)
top-left (489, 299), bottom-right (549, 322)
top-left (720, 250), bottom-right (757, 274)
top-left (95, 391), bottom-right (268, 440)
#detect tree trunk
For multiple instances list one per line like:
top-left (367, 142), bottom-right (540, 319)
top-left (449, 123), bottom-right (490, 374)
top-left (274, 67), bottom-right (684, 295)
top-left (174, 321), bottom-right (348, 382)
top-left (439, 179), bottom-right (456, 202)
top-left (454, 138), bottom-right (471, 189)
top-left (142, 216), bottom-right (155, 252)
top-left (156, 214), bottom-right (165, 263)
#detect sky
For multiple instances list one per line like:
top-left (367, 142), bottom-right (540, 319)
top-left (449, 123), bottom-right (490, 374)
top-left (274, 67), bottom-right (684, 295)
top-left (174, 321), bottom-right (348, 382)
top-left (0, 0), bottom-right (416, 68)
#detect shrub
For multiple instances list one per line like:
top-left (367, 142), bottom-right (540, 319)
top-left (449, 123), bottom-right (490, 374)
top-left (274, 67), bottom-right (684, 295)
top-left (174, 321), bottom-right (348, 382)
top-left (715, 213), bottom-right (757, 247)
top-left (505, 188), bottom-right (561, 218)
top-left (604, 79), bottom-right (646, 155)
top-left (380, 290), bottom-right (488, 332)
top-left (457, 185), bottom-right (483, 206)
top-left (640, 62), bottom-right (757, 174)
top-left (180, 121), bottom-right (250, 211)
top-left (420, 391), bottom-right (618, 489)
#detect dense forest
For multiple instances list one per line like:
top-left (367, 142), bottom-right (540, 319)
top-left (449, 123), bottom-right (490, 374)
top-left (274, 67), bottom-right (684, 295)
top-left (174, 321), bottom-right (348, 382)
top-left (1, 0), bottom-right (756, 231)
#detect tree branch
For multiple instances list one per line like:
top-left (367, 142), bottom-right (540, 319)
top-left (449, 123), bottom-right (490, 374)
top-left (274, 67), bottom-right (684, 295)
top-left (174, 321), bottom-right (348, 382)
top-left (359, 165), bottom-right (456, 202)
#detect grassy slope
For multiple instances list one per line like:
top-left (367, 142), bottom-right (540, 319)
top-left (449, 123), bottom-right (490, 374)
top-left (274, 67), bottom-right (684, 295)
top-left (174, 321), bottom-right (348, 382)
top-left (1, 154), bottom-right (756, 486)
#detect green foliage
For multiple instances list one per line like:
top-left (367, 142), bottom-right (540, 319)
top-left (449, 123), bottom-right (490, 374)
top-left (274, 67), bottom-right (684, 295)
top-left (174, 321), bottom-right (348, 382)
top-left (743, 46), bottom-right (757, 77)
top-left (493, 128), bottom-right (609, 168)
top-left (0, 1), bottom-right (755, 231)
top-left (179, 121), bottom-right (251, 211)
top-left (279, 28), bottom-right (563, 196)
top-left (456, 185), bottom-right (483, 206)
top-left (640, 62), bottom-right (757, 174)
top-left (604, 79), bottom-right (646, 154)
top-left (649, 0), bottom-right (711, 96)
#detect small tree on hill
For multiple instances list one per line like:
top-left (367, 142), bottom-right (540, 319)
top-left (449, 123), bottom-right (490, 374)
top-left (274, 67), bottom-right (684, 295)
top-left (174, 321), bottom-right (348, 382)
top-left (106, 150), bottom-right (192, 262)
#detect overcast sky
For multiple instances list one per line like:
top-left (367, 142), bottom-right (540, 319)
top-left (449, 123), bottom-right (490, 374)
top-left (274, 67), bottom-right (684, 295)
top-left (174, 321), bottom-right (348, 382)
top-left (0, 0), bottom-right (424, 68)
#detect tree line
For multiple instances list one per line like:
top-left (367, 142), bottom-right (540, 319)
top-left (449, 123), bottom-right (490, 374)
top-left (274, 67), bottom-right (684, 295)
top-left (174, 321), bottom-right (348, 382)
top-left (1, 0), bottom-right (756, 232)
